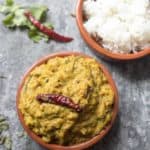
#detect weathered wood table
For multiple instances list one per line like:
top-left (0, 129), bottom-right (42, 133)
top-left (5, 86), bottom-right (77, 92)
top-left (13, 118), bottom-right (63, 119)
top-left (0, 0), bottom-right (149, 149)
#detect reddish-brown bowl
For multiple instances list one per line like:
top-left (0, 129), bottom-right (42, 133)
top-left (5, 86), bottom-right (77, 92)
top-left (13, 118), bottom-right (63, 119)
top-left (76, 0), bottom-right (150, 61)
top-left (16, 52), bottom-right (118, 150)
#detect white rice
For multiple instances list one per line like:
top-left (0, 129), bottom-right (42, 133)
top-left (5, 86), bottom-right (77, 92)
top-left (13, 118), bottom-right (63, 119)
top-left (83, 0), bottom-right (150, 54)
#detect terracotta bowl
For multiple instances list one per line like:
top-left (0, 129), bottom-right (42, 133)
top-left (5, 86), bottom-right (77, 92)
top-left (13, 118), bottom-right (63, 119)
top-left (16, 52), bottom-right (118, 150)
top-left (76, 0), bottom-right (150, 61)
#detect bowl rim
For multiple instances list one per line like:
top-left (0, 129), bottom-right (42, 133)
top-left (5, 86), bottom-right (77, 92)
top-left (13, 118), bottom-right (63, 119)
top-left (76, 0), bottom-right (150, 61)
top-left (16, 51), bottom-right (119, 150)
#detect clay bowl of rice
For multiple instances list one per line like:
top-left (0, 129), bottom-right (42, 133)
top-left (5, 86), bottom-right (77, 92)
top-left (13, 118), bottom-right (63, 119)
top-left (76, 0), bottom-right (150, 60)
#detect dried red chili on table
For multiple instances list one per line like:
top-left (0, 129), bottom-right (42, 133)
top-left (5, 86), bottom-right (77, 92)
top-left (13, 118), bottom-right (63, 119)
top-left (24, 12), bottom-right (73, 42)
top-left (36, 94), bottom-right (82, 112)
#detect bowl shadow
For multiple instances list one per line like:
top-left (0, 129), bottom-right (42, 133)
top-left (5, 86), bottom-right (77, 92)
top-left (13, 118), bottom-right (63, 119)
top-left (90, 114), bottom-right (121, 150)
top-left (93, 50), bottom-right (150, 81)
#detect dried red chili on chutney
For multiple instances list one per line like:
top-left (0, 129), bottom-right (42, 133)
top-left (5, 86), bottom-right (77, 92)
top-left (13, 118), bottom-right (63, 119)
top-left (36, 94), bottom-right (82, 112)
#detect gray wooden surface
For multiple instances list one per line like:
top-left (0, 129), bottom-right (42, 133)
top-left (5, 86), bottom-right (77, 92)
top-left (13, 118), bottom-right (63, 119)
top-left (0, 0), bottom-right (150, 150)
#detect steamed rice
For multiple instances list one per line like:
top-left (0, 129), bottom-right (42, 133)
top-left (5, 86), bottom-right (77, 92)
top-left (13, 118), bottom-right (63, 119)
top-left (83, 0), bottom-right (150, 54)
